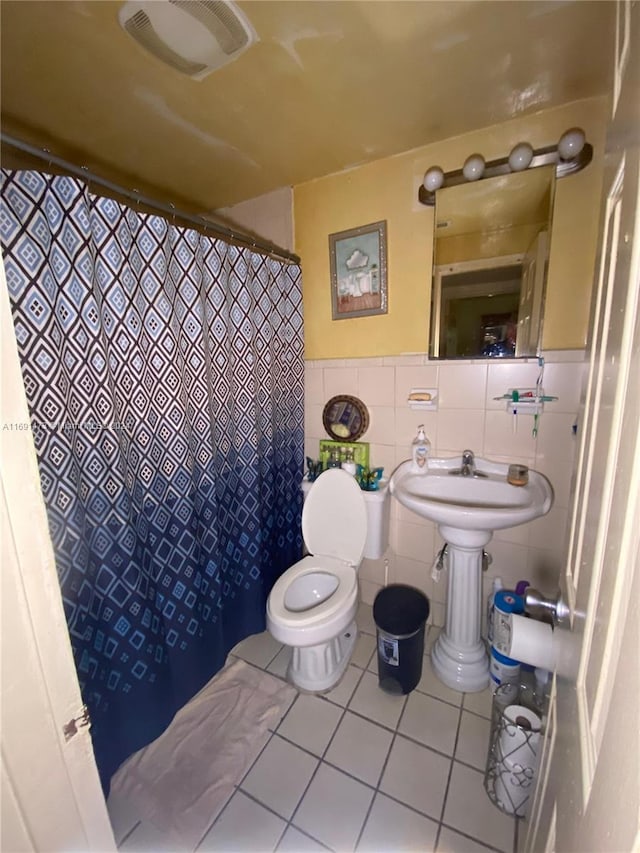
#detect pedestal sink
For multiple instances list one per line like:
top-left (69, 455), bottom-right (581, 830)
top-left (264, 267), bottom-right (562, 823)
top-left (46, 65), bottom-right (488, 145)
top-left (389, 454), bottom-right (553, 692)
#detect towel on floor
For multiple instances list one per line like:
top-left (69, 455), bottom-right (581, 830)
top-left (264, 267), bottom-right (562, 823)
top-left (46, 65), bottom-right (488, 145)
top-left (110, 658), bottom-right (296, 850)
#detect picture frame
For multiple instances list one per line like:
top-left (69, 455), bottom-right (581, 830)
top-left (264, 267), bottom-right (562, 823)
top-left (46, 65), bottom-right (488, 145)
top-left (329, 220), bottom-right (388, 320)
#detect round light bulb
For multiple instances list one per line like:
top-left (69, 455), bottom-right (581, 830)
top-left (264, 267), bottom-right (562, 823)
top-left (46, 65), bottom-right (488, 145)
top-left (508, 141), bottom-right (534, 172)
top-left (558, 127), bottom-right (586, 160)
top-left (462, 153), bottom-right (485, 181)
top-left (423, 166), bottom-right (444, 192)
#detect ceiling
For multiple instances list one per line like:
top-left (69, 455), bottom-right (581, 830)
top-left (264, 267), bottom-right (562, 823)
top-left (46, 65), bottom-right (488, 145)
top-left (1, 1), bottom-right (613, 216)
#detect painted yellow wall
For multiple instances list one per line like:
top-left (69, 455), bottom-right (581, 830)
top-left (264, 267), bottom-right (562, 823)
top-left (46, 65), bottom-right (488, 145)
top-left (294, 97), bottom-right (607, 359)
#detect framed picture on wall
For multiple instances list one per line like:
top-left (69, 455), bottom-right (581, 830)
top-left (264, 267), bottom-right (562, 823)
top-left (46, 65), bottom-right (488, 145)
top-left (329, 220), bottom-right (388, 320)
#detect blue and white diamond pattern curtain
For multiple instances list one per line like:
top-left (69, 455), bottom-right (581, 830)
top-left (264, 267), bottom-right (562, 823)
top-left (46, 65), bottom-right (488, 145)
top-left (0, 170), bottom-right (304, 789)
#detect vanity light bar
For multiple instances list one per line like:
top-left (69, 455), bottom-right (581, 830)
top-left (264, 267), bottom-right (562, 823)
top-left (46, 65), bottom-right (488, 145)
top-left (418, 137), bottom-right (593, 207)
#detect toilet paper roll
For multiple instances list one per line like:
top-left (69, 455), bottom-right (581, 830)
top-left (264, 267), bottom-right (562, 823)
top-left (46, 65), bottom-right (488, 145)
top-left (508, 613), bottom-right (555, 671)
top-left (494, 761), bottom-right (536, 817)
top-left (499, 704), bottom-right (541, 768)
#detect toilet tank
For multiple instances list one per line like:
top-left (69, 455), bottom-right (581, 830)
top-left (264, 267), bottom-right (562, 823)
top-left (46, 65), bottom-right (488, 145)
top-left (362, 481), bottom-right (390, 559)
top-left (301, 477), bottom-right (390, 561)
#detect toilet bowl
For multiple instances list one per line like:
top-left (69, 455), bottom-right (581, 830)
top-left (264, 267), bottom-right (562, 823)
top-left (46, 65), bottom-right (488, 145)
top-left (267, 467), bottom-right (388, 692)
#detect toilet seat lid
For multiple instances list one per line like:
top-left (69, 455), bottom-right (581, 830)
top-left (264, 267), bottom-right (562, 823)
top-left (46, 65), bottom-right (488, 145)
top-left (303, 468), bottom-right (367, 566)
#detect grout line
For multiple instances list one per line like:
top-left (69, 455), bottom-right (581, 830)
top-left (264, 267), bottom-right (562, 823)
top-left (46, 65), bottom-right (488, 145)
top-left (116, 820), bottom-right (141, 847)
top-left (284, 663), bottom-right (368, 839)
top-left (264, 642), bottom-right (287, 671)
top-left (433, 701), bottom-right (464, 850)
top-left (438, 820), bottom-right (506, 853)
top-left (353, 690), bottom-right (409, 850)
top-left (281, 823), bottom-right (333, 851)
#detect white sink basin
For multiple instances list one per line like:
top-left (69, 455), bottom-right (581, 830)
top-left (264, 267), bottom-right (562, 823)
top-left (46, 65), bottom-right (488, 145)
top-left (389, 457), bottom-right (553, 531)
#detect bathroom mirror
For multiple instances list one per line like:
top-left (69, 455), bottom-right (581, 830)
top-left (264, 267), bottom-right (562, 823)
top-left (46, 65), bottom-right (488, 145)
top-left (430, 166), bottom-right (555, 359)
top-left (322, 395), bottom-right (369, 442)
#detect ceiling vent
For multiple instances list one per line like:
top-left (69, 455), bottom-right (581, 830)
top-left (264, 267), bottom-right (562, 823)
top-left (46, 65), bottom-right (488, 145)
top-left (118, 0), bottom-right (257, 79)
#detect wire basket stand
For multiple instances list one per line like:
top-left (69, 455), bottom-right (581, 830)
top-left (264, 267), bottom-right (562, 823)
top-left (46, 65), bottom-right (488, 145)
top-left (484, 682), bottom-right (545, 818)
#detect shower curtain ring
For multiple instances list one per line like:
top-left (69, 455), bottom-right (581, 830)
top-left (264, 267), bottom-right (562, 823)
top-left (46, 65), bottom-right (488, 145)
top-left (169, 202), bottom-right (176, 227)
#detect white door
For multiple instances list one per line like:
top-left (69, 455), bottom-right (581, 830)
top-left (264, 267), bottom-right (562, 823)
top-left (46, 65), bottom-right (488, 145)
top-left (1, 262), bottom-right (116, 851)
top-left (525, 2), bottom-right (639, 850)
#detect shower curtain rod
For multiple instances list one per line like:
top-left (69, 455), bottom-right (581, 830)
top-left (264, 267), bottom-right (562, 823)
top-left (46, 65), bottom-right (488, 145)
top-left (1, 133), bottom-right (301, 265)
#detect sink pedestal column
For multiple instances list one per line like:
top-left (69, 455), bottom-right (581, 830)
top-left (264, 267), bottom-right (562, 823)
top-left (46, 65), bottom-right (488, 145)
top-left (431, 526), bottom-right (490, 693)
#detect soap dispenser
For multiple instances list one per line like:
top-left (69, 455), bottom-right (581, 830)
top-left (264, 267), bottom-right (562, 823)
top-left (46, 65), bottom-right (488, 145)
top-left (412, 424), bottom-right (431, 471)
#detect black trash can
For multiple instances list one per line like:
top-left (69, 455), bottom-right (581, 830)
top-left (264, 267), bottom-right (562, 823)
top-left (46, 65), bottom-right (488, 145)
top-left (373, 584), bottom-right (430, 695)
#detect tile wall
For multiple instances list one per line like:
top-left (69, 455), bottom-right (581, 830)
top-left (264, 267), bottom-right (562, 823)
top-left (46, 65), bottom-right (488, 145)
top-left (305, 353), bottom-right (586, 628)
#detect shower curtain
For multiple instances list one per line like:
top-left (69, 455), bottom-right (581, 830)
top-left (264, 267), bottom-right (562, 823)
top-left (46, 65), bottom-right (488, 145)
top-left (0, 170), bottom-right (304, 790)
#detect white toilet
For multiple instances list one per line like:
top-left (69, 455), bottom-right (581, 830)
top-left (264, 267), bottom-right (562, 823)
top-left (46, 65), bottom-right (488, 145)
top-left (267, 467), bottom-right (389, 692)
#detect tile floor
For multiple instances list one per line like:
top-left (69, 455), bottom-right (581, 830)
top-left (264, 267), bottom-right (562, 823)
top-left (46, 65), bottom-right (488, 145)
top-left (108, 604), bottom-right (518, 853)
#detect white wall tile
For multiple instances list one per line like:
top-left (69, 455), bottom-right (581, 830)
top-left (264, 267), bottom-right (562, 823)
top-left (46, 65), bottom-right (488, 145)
top-left (358, 366), bottom-right (395, 406)
top-left (323, 366), bottom-right (358, 398)
top-left (392, 519), bottom-right (434, 563)
top-left (483, 410), bottom-right (537, 458)
top-left (304, 403), bottom-right (325, 440)
top-left (388, 554), bottom-right (432, 598)
top-left (359, 579), bottom-right (382, 606)
top-left (486, 361), bottom-right (541, 410)
top-left (394, 365), bottom-right (439, 407)
top-left (526, 547), bottom-right (565, 592)
top-left (368, 443), bottom-right (396, 478)
top-left (395, 408), bottom-right (438, 451)
top-left (483, 539), bottom-right (530, 590)
top-left (542, 361), bottom-right (585, 413)
top-left (437, 409), bottom-right (485, 453)
top-left (363, 406), bottom-right (395, 445)
top-left (305, 357), bottom-right (576, 616)
top-left (359, 557), bottom-right (386, 585)
top-left (534, 413), bottom-right (578, 507)
top-left (305, 366), bottom-right (324, 406)
top-left (530, 505), bottom-right (569, 552)
top-left (438, 363), bottom-right (487, 409)
top-left (493, 521), bottom-right (530, 547)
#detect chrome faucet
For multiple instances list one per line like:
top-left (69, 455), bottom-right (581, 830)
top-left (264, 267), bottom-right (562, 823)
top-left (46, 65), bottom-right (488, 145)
top-left (460, 449), bottom-right (475, 476)
top-left (449, 449), bottom-right (488, 478)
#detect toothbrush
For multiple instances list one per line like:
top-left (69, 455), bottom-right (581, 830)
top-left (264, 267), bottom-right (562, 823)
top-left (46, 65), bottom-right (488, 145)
top-left (511, 390), bottom-right (519, 433)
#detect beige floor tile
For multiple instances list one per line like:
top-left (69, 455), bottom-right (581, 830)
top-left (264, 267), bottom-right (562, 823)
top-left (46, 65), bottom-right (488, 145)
top-left (416, 654), bottom-right (464, 707)
top-left (276, 693), bottom-right (342, 756)
top-left (443, 762), bottom-right (515, 853)
top-left (356, 601), bottom-right (376, 635)
top-left (324, 664), bottom-right (362, 707)
top-left (266, 645), bottom-right (292, 680)
top-left (293, 763), bottom-right (374, 852)
top-left (241, 735), bottom-right (318, 819)
top-left (399, 691), bottom-right (460, 755)
top-left (437, 825), bottom-right (495, 852)
top-left (349, 671), bottom-right (406, 729)
top-left (232, 631), bottom-right (284, 668)
top-left (463, 687), bottom-right (494, 719)
top-left (380, 735), bottom-right (451, 821)
top-left (352, 632), bottom-right (376, 668)
top-left (455, 711), bottom-right (492, 771)
top-left (357, 792), bottom-right (439, 852)
top-left (325, 711), bottom-right (394, 786)
top-left (198, 790), bottom-right (286, 852)
top-left (276, 825), bottom-right (327, 852)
